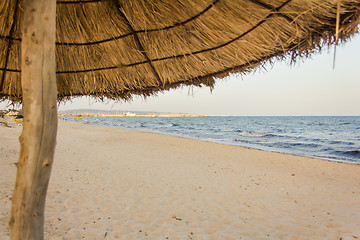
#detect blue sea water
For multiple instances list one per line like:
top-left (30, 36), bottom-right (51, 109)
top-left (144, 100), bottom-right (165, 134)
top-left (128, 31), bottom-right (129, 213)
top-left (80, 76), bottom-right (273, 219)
top-left (67, 116), bottom-right (360, 164)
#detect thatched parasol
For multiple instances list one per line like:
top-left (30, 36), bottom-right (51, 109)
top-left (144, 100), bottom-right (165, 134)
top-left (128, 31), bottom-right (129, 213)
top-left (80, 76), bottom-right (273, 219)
top-left (2, 0), bottom-right (360, 102)
top-left (1, 0), bottom-right (360, 239)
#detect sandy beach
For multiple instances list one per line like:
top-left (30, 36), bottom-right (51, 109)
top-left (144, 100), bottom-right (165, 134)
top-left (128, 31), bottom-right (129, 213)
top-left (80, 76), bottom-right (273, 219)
top-left (1, 121), bottom-right (360, 240)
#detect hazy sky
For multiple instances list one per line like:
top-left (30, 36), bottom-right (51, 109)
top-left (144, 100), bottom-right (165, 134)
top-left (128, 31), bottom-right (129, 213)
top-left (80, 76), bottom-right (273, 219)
top-left (2, 35), bottom-right (360, 116)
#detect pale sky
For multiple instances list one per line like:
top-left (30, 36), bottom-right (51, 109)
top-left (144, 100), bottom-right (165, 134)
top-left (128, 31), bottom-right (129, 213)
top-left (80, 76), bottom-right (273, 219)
top-left (2, 34), bottom-right (360, 116)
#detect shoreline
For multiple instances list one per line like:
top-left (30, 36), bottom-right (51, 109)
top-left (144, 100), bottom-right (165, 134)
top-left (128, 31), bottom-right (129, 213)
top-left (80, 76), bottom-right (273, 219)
top-left (64, 118), bottom-right (360, 165)
top-left (1, 121), bottom-right (360, 239)
top-left (58, 114), bottom-right (210, 118)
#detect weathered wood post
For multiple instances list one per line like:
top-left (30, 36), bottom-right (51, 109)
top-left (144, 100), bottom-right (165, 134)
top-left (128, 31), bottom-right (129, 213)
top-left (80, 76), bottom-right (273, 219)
top-left (9, 0), bottom-right (57, 239)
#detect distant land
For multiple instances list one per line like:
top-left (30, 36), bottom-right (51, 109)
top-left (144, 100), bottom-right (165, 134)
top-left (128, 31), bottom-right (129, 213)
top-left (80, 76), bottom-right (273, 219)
top-left (58, 109), bottom-right (208, 117)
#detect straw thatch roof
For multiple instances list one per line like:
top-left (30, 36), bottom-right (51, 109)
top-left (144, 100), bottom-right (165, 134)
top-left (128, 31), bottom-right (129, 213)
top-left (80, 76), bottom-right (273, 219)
top-left (1, 0), bottom-right (360, 102)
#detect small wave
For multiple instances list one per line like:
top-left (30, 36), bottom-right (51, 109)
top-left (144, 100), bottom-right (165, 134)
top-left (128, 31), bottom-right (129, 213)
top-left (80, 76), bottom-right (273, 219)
top-left (288, 142), bottom-right (321, 148)
top-left (210, 128), bottom-right (221, 132)
top-left (133, 123), bottom-right (145, 128)
top-left (331, 150), bottom-right (360, 159)
top-left (343, 150), bottom-right (360, 157)
top-left (311, 122), bottom-right (326, 126)
top-left (240, 131), bottom-right (272, 138)
top-left (329, 140), bottom-right (355, 146)
top-left (233, 139), bottom-right (250, 144)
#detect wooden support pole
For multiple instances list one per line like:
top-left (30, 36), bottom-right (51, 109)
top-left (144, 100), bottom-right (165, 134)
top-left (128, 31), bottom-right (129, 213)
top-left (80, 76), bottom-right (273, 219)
top-left (9, 0), bottom-right (57, 239)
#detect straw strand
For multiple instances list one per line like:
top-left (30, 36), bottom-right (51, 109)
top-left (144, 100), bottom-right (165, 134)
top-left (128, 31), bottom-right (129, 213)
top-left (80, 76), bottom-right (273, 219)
top-left (0, 0), bottom-right (220, 46)
top-left (248, 0), bottom-right (293, 23)
top-left (114, 0), bottom-right (163, 87)
top-left (333, 0), bottom-right (341, 69)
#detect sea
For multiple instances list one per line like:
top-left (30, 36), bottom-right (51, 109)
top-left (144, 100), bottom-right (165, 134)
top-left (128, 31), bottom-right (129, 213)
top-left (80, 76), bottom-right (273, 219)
top-left (66, 116), bottom-right (360, 164)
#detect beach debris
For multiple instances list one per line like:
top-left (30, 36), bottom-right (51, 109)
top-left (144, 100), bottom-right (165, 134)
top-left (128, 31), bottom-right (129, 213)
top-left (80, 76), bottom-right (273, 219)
top-left (172, 215), bottom-right (182, 221)
top-left (0, 110), bottom-right (23, 127)
top-left (0, 120), bottom-right (10, 128)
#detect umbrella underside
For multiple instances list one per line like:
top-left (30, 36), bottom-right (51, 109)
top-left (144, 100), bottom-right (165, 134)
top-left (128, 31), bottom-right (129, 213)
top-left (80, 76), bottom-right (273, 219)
top-left (0, 0), bottom-right (359, 102)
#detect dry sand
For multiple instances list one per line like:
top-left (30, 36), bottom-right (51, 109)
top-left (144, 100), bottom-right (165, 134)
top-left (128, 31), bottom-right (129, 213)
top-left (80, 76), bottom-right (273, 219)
top-left (1, 121), bottom-right (360, 240)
